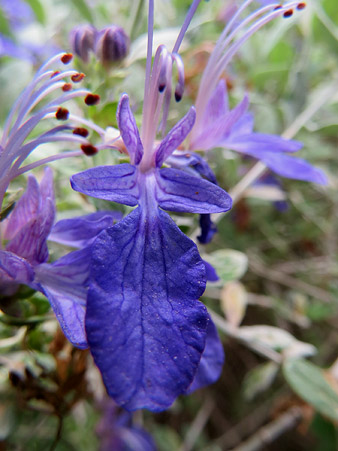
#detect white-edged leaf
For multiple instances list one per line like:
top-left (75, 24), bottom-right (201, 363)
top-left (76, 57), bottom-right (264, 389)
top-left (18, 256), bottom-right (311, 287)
top-left (237, 325), bottom-right (316, 357)
top-left (283, 359), bottom-right (338, 422)
top-left (204, 249), bottom-right (248, 284)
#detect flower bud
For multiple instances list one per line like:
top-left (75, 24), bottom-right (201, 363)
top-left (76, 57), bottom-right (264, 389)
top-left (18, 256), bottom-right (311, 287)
top-left (70, 25), bottom-right (97, 63)
top-left (95, 26), bottom-right (129, 66)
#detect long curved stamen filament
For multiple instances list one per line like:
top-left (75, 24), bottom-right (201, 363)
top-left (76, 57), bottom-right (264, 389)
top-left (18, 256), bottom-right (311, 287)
top-left (195, 1), bottom-right (305, 130)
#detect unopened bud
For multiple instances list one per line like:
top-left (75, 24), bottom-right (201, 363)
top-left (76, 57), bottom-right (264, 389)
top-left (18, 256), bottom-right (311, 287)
top-left (70, 25), bottom-right (97, 63)
top-left (95, 26), bottom-right (130, 66)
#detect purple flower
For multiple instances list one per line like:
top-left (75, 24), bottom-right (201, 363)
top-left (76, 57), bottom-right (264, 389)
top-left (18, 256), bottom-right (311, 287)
top-left (189, 80), bottom-right (327, 184)
top-left (186, 2), bottom-right (326, 185)
top-left (70, 1), bottom-right (230, 412)
top-left (0, 168), bottom-right (119, 348)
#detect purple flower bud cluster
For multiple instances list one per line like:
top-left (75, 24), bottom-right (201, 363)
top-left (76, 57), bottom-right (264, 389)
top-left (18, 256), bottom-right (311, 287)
top-left (70, 24), bottom-right (130, 66)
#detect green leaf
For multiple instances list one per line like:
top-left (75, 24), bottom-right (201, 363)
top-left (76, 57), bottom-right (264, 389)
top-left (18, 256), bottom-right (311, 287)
top-left (70, 0), bottom-right (94, 23)
top-left (23, 0), bottom-right (46, 25)
top-left (283, 359), bottom-right (338, 422)
top-left (203, 249), bottom-right (248, 284)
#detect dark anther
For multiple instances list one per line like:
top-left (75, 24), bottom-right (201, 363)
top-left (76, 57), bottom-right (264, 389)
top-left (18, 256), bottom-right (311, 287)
top-left (55, 107), bottom-right (70, 120)
top-left (73, 127), bottom-right (89, 138)
top-left (297, 2), bottom-right (306, 10)
top-left (283, 9), bottom-right (294, 17)
top-left (85, 93), bottom-right (100, 106)
top-left (273, 5), bottom-right (282, 10)
top-left (175, 92), bottom-right (182, 102)
top-left (158, 84), bottom-right (166, 93)
top-left (81, 144), bottom-right (98, 156)
top-left (71, 73), bottom-right (85, 83)
top-left (62, 83), bottom-right (72, 92)
top-left (61, 53), bottom-right (73, 64)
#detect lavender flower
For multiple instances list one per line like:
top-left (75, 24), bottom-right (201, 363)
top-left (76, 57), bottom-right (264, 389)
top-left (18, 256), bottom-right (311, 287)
top-left (0, 167), bottom-right (120, 348)
top-left (187, 1), bottom-right (327, 184)
top-left (70, 0), bottom-right (229, 412)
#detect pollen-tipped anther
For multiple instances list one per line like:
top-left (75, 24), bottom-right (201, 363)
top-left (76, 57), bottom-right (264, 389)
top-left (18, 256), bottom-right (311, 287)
top-left (172, 53), bottom-right (185, 102)
top-left (85, 94), bottom-right (100, 106)
top-left (62, 83), bottom-right (72, 92)
top-left (297, 2), bottom-right (306, 10)
top-left (61, 53), bottom-right (73, 64)
top-left (81, 144), bottom-right (98, 156)
top-left (283, 9), bottom-right (294, 18)
top-left (73, 127), bottom-right (89, 138)
top-left (55, 107), bottom-right (70, 120)
top-left (157, 47), bottom-right (170, 93)
top-left (71, 73), bottom-right (85, 83)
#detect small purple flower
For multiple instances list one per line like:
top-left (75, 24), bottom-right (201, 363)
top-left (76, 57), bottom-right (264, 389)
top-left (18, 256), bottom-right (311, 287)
top-left (0, 168), bottom-right (119, 348)
top-left (189, 80), bottom-right (327, 184)
top-left (70, 1), bottom-right (230, 412)
top-left (187, 1), bottom-right (326, 185)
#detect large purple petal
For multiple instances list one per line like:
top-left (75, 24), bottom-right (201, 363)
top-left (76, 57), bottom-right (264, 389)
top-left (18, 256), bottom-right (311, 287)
top-left (49, 211), bottom-right (122, 248)
top-left (225, 132), bottom-right (302, 154)
top-left (191, 96), bottom-right (249, 151)
top-left (71, 164), bottom-right (139, 206)
top-left (186, 318), bottom-right (224, 394)
top-left (230, 112), bottom-right (254, 136)
top-left (86, 207), bottom-right (209, 411)
top-left (246, 151), bottom-right (328, 185)
top-left (117, 94), bottom-right (143, 165)
top-left (155, 107), bottom-right (196, 167)
top-left (155, 168), bottom-right (232, 213)
top-left (3, 175), bottom-right (39, 241)
top-left (35, 248), bottom-right (90, 349)
top-left (203, 80), bottom-right (229, 128)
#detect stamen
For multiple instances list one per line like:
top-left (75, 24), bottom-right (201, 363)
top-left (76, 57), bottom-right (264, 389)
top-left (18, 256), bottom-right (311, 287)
top-left (73, 127), bottom-right (89, 137)
top-left (71, 73), bottom-right (85, 83)
top-left (81, 144), bottom-right (98, 156)
top-left (297, 2), bottom-right (306, 10)
top-left (61, 53), bottom-right (73, 64)
top-left (85, 94), bottom-right (100, 106)
top-left (62, 83), bottom-right (72, 92)
top-left (274, 5), bottom-right (282, 10)
top-left (158, 48), bottom-right (170, 92)
top-left (55, 107), bottom-right (70, 120)
top-left (172, 53), bottom-right (185, 102)
top-left (283, 9), bottom-right (294, 17)
top-left (51, 71), bottom-right (60, 78)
